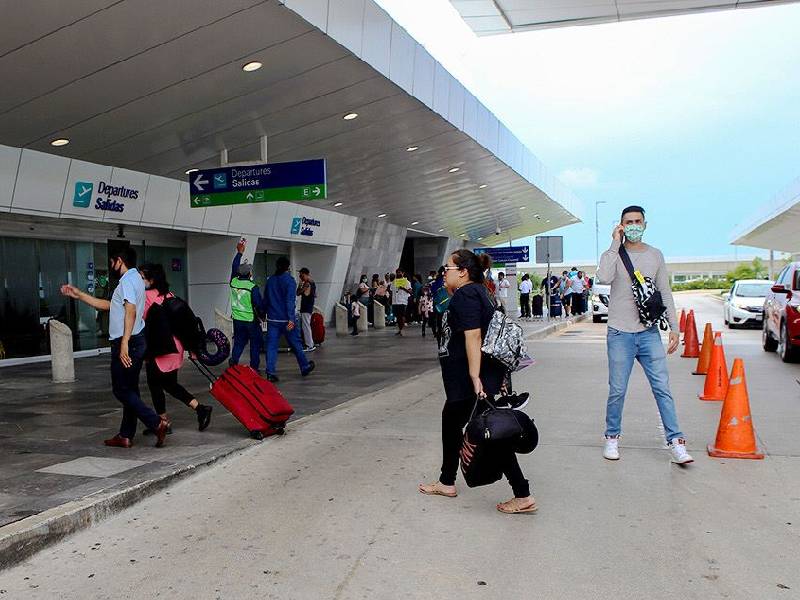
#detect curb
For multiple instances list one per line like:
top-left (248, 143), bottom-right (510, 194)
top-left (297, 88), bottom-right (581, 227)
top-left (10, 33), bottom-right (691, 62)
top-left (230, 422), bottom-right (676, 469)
top-left (0, 314), bottom-right (584, 571)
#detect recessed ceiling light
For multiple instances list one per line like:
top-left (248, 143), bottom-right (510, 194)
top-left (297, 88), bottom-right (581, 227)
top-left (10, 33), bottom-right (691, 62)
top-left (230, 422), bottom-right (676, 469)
top-left (546, 219), bottom-right (551, 223)
top-left (406, 146), bottom-right (418, 152)
top-left (448, 167), bottom-right (460, 173)
top-left (377, 213), bottom-right (387, 218)
top-left (478, 237), bottom-right (483, 240)
top-left (242, 61), bottom-right (263, 72)
top-left (534, 214), bottom-right (540, 219)
top-left (478, 184), bottom-right (488, 189)
top-left (343, 112), bottom-right (358, 120)
top-left (411, 221), bottom-right (419, 226)
top-left (333, 202), bottom-right (343, 207)
top-left (50, 138), bottom-right (69, 147)
top-left (519, 206), bottom-right (527, 210)
top-left (438, 229), bottom-right (445, 233)
top-left (185, 168), bottom-right (199, 175)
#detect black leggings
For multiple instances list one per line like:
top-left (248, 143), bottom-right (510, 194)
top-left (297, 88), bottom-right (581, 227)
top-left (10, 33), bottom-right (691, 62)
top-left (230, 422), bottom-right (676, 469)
top-left (439, 395), bottom-right (530, 498)
top-left (146, 360), bottom-right (195, 415)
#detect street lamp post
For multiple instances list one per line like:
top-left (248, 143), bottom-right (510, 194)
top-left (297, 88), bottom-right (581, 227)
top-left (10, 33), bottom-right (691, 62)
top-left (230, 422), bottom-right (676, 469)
top-left (595, 200), bottom-right (607, 270)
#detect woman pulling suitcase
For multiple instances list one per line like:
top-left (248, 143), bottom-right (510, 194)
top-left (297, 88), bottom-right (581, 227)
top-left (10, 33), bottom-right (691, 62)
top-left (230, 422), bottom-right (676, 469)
top-left (418, 249), bottom-right (536, 514)
top-left (140, 264), bottom-right (213, 433)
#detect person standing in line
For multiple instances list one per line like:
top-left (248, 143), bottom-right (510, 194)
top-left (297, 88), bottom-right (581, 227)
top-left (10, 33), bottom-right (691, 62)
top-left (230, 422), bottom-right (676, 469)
top-left (61, 247), bottom-right (168, 448)
top-left (496, 272), bottom-right (511, 314)
top-left (229, 239), bottom-right (265, 372)
top-left (596, 205), bottom-right (693, 464)
top-left (562, 270), bottom-right (574, 318)
top-left (296, 267), bottom-right (317, 352)
top-left (411, 274), bottom-right (424, 323)
top-left (392, 269), bottom-right (412, 336)
top-left (139, 264), bottom-right (212, 433)
top-left (264, 257), bottom-right (315, 383)
top-left (518, 274), bottom-right (533, 320)
top-left (419, 249), bottom-right (535, 514)
top-left (571, 270), bottom-right (586, 315)
top-left (419, 285), bottom-right (434, 338)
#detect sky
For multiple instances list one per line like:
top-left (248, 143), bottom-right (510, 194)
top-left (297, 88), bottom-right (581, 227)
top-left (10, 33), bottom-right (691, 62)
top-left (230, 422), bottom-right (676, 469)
top-left (375, 0), bottom-right (800, 263)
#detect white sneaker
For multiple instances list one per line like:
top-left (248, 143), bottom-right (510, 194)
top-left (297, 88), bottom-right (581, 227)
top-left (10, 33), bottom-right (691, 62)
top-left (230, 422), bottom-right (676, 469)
top-left (603, 437), bottom-right (620, 460)
top-left (669, 438), bottom-right (694, 464)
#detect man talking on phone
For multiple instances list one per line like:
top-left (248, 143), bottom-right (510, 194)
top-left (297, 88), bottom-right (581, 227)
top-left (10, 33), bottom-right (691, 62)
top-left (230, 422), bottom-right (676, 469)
top-left (596, 206), bottom-right (693, 464)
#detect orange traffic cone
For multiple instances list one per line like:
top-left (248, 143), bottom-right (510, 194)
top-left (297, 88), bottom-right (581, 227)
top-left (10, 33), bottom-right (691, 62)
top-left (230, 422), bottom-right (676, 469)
top-left (699, 332), bottom-right (728, 401)
top-left (681, 311), bottom-right (700, 358)
top-left (707, 359), bottom-right (764, 459)
top-left (679, 309), bottom-right (687, 334)
top-left (693, 323), bottom-right (714, 375)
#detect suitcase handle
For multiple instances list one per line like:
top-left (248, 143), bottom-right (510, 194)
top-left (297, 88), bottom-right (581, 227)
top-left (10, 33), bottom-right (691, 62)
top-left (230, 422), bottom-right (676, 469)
top-left (189, 357), bottom-right (217, 386)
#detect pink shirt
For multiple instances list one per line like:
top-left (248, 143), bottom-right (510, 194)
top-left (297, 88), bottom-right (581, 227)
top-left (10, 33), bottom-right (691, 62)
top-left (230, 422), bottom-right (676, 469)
top-left (143, 290), bottom-right (184, 373)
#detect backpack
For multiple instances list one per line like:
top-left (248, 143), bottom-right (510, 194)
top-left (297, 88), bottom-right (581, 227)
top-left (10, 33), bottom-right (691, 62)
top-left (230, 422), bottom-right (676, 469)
top-left (144, 302), bottom-right (178, 359)
top-left (479, 288), bottom-right (530, 371)
top-left (162, 296), bottom-right (206, 354)
top-left (434, 286), bottom-right (450, 314)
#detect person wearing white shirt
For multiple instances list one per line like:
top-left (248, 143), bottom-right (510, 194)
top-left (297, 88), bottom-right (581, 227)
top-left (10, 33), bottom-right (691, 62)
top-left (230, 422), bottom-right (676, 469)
top-left (518, 274), bottom-right (533, 319)
top-left (496, 272), bottom-right (512, 313)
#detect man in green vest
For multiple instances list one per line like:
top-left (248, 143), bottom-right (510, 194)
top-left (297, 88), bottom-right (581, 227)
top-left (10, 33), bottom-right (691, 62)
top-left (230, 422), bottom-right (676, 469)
top-left (229, 239), bottom-right (265, 371)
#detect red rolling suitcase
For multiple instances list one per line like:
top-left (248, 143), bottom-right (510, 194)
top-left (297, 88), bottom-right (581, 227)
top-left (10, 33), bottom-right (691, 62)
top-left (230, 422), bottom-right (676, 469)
top-left (311, 312), bottom-right (325, 345)
top-left (192, 361), bottom-right (294, 439)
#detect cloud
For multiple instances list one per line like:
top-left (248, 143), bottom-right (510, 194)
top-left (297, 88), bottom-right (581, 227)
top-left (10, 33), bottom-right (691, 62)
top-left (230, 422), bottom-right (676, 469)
top-left (558, 168), bottom-right (600, 190)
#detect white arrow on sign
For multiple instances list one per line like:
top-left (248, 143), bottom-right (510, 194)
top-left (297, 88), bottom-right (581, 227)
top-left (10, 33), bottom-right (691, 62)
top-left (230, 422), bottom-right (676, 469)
top-left (193, 173), bottom-right (209, 192)
top-left (246, 192), bottom-right (254, 201)
top-left (312, 186), bottom-right (321, 197)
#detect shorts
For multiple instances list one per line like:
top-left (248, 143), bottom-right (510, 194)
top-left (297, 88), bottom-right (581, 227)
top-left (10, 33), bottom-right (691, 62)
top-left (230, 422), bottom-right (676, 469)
top-left (392, 305), bottom-right (407, 319)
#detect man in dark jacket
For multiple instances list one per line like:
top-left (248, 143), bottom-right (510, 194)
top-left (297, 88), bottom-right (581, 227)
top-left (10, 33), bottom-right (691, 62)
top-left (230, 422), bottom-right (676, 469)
top-left (263, 256), bottom-right (315, 382)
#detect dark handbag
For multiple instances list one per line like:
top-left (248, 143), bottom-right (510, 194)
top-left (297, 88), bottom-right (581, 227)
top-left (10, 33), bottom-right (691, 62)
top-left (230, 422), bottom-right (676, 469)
top-left (618, 245), bottom-right (669, 330)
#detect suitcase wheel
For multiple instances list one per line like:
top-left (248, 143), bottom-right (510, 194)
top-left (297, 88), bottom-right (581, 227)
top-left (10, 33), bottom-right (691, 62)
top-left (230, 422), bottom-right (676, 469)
top-left (250, 430), bottom-right (265, 441)
top-left (275, 427), bottom-right (286, 436)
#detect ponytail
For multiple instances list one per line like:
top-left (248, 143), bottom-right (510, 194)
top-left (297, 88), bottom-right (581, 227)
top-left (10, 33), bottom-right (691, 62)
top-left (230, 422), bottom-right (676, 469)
top-left (450, 249), bottom-right (491, 284)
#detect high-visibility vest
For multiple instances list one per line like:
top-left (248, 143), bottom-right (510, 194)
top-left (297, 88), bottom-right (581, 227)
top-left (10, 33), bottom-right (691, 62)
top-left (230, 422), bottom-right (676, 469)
top-left (230, 278), bottom-right (256, 321)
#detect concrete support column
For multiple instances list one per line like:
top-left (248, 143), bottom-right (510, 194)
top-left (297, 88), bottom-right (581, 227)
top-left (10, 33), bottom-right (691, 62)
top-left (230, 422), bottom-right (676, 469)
top-left (49, 320), bottom-right (75, 383)
top-left (373, 302), bottom-right (386, 329)
top-left (335, 304), bottom-right (349, 336)
top-left (357, 303), bottom-right (369, 333)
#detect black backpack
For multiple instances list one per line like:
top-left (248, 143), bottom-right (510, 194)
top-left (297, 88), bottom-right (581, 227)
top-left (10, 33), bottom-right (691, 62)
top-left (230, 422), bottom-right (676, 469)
top-left (144, 302), bottom-right (178, 359)
top-left (162, 296), bottom-right (206, 354)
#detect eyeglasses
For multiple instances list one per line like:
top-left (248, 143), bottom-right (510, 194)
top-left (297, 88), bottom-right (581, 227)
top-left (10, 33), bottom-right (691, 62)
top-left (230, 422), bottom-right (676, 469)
top-left (443, 266), bottom-right (462, 272)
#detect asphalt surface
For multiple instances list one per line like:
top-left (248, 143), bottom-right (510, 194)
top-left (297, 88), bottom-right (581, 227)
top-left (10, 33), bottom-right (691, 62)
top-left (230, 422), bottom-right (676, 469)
top-left (1, 292), bottom-right (798, 599)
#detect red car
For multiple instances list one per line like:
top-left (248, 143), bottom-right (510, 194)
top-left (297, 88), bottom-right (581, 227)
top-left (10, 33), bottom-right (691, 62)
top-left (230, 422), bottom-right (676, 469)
top-left (763, 261), bottom-right (800, 362)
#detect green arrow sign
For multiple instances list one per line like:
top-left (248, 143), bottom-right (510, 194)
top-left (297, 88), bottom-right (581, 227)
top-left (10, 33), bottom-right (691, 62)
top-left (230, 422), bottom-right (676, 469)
top-left (191, 184), bottom-right (327, 208)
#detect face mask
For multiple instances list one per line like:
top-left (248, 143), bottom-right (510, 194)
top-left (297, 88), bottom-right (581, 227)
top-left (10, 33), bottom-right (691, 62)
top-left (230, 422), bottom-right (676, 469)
top-left (624, 224), bottom-right (645, 243)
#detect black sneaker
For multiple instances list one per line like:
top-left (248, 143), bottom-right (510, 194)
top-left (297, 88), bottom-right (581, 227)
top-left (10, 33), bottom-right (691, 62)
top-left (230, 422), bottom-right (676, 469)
top-left (196, 404), bottom-right (213, 432)
top-left (301, 361), bottom-right (316, 377)
top-left (495, 392), bottom-right (530, 410)
top-left (266, 374), bottom-right (280, 383)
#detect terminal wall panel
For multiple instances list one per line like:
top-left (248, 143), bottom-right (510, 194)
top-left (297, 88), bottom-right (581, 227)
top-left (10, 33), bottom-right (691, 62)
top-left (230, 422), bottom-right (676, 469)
top-left (284, 0), bottom-right (329, 31)
top-left (173, 184), bottom-right (205, 231)
top-left (0, 145), bottom-right (21, 211)
top-left (201, 205), bottom-right (234, 235)
top-left (413, 46), bottom-right (435, 109)
top-left (102, 167), bottom-right (147, 224)
top-left (187, 234), bottom-right (243, 327)
top-left (11, 149), bottom-right (70, 215)
top-left (141, 175), bottom-right (180, 227)
top-left (389, 23), bottom-right (415, 94)
top-left (433, 64), bottom-right (451, 119)
top-left (228, 203), bottom-right (279, 237)
top-left (448, 78), bottom-right (465, 130)
top-left (361, 2), bottom-right (392, 76)
top-left (462, 93), bottom-right (478, 139)
top-left (59, 159), bottom-right (111, 222)
top-left (327, 0), bottom-right (365, 56)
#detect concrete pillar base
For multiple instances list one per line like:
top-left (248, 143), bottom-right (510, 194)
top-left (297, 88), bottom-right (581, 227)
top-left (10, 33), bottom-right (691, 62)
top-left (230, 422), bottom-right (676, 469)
top-left (49, 320), bottom-right (75, 383)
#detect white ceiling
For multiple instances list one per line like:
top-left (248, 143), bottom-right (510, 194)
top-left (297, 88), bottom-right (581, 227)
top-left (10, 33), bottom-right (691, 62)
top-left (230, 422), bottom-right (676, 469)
top-left (0, 0), bottom-right (582, 243)
top-left (731, 177), bottom-right (800, 252)
top-left (450, 0), bottom-right (798, 34)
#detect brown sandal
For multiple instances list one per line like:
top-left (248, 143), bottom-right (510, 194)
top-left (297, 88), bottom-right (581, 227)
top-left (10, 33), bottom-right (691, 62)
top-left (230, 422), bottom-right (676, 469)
top-left (497, 498), bottom-right (537, 514)
top-left (418, 482), bottom-right (458, 498)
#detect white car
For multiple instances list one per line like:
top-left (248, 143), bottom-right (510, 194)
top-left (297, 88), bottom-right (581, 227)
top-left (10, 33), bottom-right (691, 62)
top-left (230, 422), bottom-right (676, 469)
top-left (723, 279), bottom-right (772, 329)
top-left (591, 284), bottom-right (611, 323)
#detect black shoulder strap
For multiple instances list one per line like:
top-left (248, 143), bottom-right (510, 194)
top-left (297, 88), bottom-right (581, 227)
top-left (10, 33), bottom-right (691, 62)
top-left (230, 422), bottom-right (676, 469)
top-left (618, 245), bottom-right (638, 285)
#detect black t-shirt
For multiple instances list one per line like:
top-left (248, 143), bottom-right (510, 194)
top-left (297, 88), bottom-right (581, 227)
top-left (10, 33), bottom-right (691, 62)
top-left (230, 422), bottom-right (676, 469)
top-left (438, 283), bottom-right (504, 400)
top-left (299, 281), bottom-right (316, 314)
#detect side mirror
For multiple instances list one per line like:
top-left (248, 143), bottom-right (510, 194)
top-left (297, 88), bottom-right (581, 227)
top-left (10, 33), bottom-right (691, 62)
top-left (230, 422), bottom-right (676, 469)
top-left (772, 284), bottom-right (790, 294)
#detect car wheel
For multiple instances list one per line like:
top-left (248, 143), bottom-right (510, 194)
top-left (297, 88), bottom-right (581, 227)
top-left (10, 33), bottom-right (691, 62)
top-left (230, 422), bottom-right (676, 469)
top-left (763, 319), bottom-right (778, 352)
top-left (779, 320), bottom-right (800, 363)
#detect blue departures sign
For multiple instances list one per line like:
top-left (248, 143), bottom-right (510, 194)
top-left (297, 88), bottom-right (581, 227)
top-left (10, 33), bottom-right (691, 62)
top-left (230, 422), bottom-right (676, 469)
top-left (474, 246), bottom-right (530, 263)
top-left (189, 159), bottom-right (327, 207)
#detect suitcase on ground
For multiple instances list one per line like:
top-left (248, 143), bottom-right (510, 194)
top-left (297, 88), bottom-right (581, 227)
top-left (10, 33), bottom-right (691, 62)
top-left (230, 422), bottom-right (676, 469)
top-left (311, 312), bottom-right (325, 345)
top-left (549, 295), bottom-right (562, 318)
top-left (192, 360), bottom-right (294, 439)
top-left (532, 294), bottom-right (543, 317)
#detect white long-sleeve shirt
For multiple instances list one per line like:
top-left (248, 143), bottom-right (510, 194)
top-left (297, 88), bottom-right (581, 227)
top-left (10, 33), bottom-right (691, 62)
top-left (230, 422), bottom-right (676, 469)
top-left (596, 239), bottom-right (678, 333)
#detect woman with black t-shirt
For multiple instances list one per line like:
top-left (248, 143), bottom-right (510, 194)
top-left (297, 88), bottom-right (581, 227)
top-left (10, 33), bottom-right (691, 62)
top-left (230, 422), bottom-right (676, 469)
top-left (419, 250), bottom-right (536, 514)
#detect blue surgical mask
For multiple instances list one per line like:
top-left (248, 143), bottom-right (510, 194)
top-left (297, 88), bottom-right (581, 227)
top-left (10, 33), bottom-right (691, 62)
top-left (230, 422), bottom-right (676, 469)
top-left (624, 224), bottom-right (645, 243)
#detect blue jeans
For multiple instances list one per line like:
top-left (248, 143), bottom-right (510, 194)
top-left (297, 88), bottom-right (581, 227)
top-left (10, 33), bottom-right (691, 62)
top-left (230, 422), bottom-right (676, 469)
top-left (110, 333), bottom-right (161, 439)
top-left (265, 320), bottom-right (310, 376)
top-left (605, 326), bottom-right (684, 443)
top-left (231, 319), bottom-right (263, 371)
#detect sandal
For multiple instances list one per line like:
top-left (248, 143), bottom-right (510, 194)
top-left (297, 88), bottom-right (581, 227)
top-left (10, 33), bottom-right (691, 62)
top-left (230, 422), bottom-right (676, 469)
top-left (418, 481), bottom-right (457, 498)
top-left (497, 497), bottom-right (537, 514)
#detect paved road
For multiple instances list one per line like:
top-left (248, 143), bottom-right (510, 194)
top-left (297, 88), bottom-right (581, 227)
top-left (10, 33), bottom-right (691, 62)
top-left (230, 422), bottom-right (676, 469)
top-left (1, 292), bottom-right (799, 599)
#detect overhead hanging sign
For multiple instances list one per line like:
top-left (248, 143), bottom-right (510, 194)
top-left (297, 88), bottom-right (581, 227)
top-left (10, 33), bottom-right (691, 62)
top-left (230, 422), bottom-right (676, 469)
top-left (474, 245), bottom-right (530, 264)
top-left (189, 159), bottom-right (326, 208)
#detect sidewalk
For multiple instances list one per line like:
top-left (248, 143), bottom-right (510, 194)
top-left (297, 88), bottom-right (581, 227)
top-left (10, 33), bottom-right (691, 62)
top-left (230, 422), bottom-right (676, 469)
top-left (0, 315), bottom-right (578, 567)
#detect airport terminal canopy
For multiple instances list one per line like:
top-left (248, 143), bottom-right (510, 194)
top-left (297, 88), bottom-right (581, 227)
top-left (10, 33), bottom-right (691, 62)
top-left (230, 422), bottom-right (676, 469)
top-left (0, 0), bottom-right (582, 242)
top-left (731, 176), bottom-right (800, 253)
top-left (450, 0), bottom-right (797, 34)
